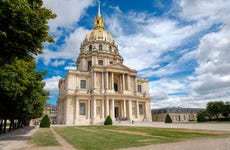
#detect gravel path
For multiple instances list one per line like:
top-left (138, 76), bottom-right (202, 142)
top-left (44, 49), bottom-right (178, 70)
top-left (0, 126), bottom-right (38, 150)
top-left (0, 123), bottom-right (229, 150)
top-left (115, 121), bottom-right (230, 131)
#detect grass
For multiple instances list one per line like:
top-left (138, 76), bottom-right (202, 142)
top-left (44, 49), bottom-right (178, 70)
top-left (54, 126), bottom-right (230, 150)
top-left (31, 128), bottom-right (60, 147)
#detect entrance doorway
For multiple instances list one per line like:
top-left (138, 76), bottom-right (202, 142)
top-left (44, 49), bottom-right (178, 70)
top-left (115, 107), bottom-right (119, 118)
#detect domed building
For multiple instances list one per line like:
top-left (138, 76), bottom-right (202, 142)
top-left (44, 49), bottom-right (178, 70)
top-left (57, 3), bottom-right (151, 125)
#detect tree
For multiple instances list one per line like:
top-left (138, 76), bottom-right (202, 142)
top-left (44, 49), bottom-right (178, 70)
top-left (207, 101), bottom-right (225, 120)
top-left (222, 102), bottom-right (230, 119)
top-left (0, 0), bottom-right (56, 61)
top-left (165, 114), bottom-right (172, 123)
top-left (104, 115), bottom-right (113, 125)
top-left (40, 115), bottom-right (51, 128)
top-left (0, 0), bottom-right (55, 133)
top-left (196, 110), bottom-right (207, 122)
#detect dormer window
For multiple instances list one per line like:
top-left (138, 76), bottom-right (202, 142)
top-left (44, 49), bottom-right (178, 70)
top-left (89, 45), bottom-right (92, 51)
top-left (99, 44), bottom-right (103, 51)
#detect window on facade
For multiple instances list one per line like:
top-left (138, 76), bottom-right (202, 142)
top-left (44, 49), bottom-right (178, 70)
top-left (110, 61), bottom-right (113, 64)
top-left (80, 80), bottom-right (86, 89)
top-left (139, 104), bottom-right (143, 115)
top-left (88, 61), bottom-right (92, 70)
top-left (89, 45), bottom-right (92, 51)
top-left (79, 103), bottom-right (86, 115)
top-left (99, 44), bottom-right (103, 51)
top-left (98, 60), bottom-right (103, 65)
top-left (109, 46), bottom-right (112, 52)
top-left (137, 85), bottom-right (142, 92)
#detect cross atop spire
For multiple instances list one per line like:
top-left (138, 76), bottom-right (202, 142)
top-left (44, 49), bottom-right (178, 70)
top-left (94, 1), bottom-right (104, 29)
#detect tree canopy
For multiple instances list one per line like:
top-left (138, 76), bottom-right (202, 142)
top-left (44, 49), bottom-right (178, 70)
top-left (0, 0), bottom-right (55, 133)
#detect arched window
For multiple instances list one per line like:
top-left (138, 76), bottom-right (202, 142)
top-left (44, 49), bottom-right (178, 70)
top-left (99, 44), bottom-right (103, 51)
top-left (89, 45), bottom-right (92, 51)
top-left (109, 46), bottom-right (112, 52)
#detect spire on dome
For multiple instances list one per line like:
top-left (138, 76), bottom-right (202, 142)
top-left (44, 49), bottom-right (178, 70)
top-left (94, 1), bottom-right (104, 29)
top-left (98, 1), bottom-right (101, 17)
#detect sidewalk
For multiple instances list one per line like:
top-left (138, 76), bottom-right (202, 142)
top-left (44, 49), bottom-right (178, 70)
top-left (114, 121), bottom-right (230, 131)
top-left (0, 126), bottom-right (38, 150)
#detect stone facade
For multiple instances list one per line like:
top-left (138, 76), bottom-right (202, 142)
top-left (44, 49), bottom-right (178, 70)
top-left (152, 108), bottom-right (204, 122)
top-left (57, 4), bottom-right (151, 125)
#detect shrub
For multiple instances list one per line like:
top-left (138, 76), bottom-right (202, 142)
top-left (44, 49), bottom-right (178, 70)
top-left (197, 110), bottom-right (207, 122)
top-left (40, 114), bottom-right (51, 128)
top-left (104, 115), bottom-right (112, 125)
top-left (165, 114), bottom-right (172, 123)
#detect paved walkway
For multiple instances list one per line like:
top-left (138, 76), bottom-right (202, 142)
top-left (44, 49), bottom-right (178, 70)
top-left (0, 126), bottom-right (38, 150)
top-left (115, 121), bottom-right (230, 131)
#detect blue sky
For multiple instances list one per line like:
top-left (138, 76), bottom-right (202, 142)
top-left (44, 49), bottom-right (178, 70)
top-left (39, 0), bottom-right (230, 108)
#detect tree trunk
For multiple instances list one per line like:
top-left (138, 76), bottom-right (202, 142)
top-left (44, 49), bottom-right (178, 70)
top-left (3, 118), bottom-right (7, 133)
top-left (0, 118), bottom-right (3, 134)
top-left (8, 119), bottom-right (13, 132)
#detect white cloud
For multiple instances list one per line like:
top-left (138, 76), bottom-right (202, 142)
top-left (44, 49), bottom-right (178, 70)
top-left (50, 59), bottom-right (65, 67)
top-left (64, 66), bottom-right (77, 70)
top-left (39, 27), bottom-right (90, 65)
top-left (178, 0), bottom-right (230, 21)
top-left (44, 76), bottom-right (62, 94)
top-left (105, 8), bottom-right (212, 72)
top-left (43, 0), bottom-right (94, 36)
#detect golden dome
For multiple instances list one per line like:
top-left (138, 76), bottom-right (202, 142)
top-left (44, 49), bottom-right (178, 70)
top-left (83, 2), bottom-right (115, 44)
top-left (84, 29), bottom-right (115, 44)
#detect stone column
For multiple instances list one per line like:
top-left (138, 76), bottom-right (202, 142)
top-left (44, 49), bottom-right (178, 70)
top-left (92, 56), bottom-right (94, 65)
top-left (122, 74), bottom-right (125, 91)
top-left (106, 99), bottom-right (109, 117)
top-left (93, 72), bottom-right (96, 90)
top-left (128, 100), bottom-right (132, 119)
top-left (112, 99), bottom-right (114, 119)
top-left (111, 72), bottom-right (114, 90)
top-left (134, 76), bottom-right (137, 95)
top-left (145, 102), bottom-right (148, 120)
top-left (101, 99), bottom-right (104, 119)
top-left (101, 72), bottom-right (104, 93)
top-left (93, 98), bottom-right (96, 120)
top-left (105, 72), bottom-right (108, 91)
top-left (75, 98), bottom-right (79, 124)
top-left (82, 58), bottom-right (85, 71)
top-left (76, 77), bottom-right (79, 93)
top-left (127, 74), bottom-right (130, 91)
top-left (123, 100), bottom-right (126, 117)
top-left (136, 100), bottom-right (139, 119)
top-left (88, 99), bottom-right (90, 120)
top-left (95, 55), bottom-right (97, 65)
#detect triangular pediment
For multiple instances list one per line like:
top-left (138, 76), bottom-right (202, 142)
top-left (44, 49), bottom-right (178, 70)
top-left (108, 63), bottom-right (136, 72)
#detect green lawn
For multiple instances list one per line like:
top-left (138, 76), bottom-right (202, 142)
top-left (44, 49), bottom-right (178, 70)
top-left (31, 128), bottom-right (60, 147)
top-left (54, 126), bottom-right (229, 150)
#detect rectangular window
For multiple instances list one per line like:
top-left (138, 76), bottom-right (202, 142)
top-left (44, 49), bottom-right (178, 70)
top-left (98, 60), bottom-right (103, 65)
top-left (88, 61), bottom-right (92, 70)
top-left (139, 104), bottom-right (143, 115)
top-left (79, 103), bottom-right (86, 115)
top-left (137, 85), bottom-right (142, 92)
top-left (80, 80), bottom-right (86, 89)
